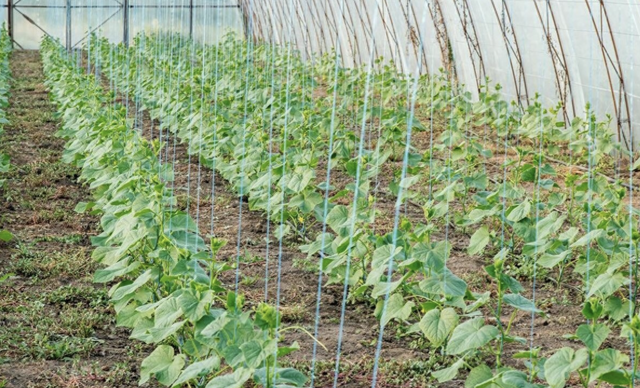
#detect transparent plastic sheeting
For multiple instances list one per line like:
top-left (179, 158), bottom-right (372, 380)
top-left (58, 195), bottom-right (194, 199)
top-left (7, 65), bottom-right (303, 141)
top-left (240, 0), bottom-right (640, 150)
top-left (3, 0), bottom-right (243, 50)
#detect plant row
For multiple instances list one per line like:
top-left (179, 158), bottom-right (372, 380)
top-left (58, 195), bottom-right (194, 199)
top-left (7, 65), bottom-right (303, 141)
top-left (0, 27), bottom-right (12, 244)
top-left (42, 37), bottom-right (305, 388)
top-left (91, 32), bottom-right (640, 387)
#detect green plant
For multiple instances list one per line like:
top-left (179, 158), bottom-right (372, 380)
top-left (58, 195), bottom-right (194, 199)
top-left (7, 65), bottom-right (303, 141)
top-left (42, 37), bottom-right (305, 388)
top-left (86, 30), bottom-right (640, 387)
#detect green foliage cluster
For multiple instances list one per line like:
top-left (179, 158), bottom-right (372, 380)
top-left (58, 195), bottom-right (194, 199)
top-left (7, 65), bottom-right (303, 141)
top-left (41, 37), bottom-right (305, 388)
top-left (0, 27), bottom-right (12, 243)
top-left (89, 31), bottom-right (640, 387)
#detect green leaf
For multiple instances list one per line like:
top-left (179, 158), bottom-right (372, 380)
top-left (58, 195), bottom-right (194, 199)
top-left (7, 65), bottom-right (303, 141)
top-left (326, 205), bottom-right (349, 232)
top-left (538, 250), bottom-right (570, 269)
top-left (172, 356), bottom-right (220, 386)
top-left (576, 323), bottom-right (610, 351)
top-left (604, 296), bottom-right (631, 321)
top-left (432, 358), bottom-right (464, 383)
top-left (274, 368), bottom-right (307, 387)
top-left (570, 229), bottom-right (604, 248)
top-left (468, 227), bottom-right (490, 255)
top-left (157, 353), bottom-right (185, 386)
top-left (372, 244), bottom-right (403, 267)
top-left (205, 367), bottom-right (252, 388)
top-left (598, 370), bottom-right (630, 385)
top-left (587, 348), bottom-right (629, 383)
top-left (587, 271), bottom-right (629, 298)
top-left (507, 200), bottom-right (531, 222)
top-left (465, 364), bottom-right (496, 388)
top-left (446, 318), bottom-right (499, 355)
top-left (377, 293), bottom-right (414, 327)
top-left (155, 296), bottom-right (183, 328)
top-left (140, 345), bottom-right (176, 385)
top-left (178, 290), bottom-right (213, 322)
top-left (419, 307), bottom-right (459, 347)
top-left (241, 340), bottom-right (267, 368)
top-left (94, 260), bottom-right (139, 283)
top-left (255, 303), bottom-right (277, 330)
top-left (503, 294), bottom-right (540, 313)
top-left (502, 370), bottom-right (544, 388)
top-left (289, 191), bottom-right (323, 214)
top-left (544, 347), bottom-right (588, 388)
top-left (110, 269), bottom-right (154, 301)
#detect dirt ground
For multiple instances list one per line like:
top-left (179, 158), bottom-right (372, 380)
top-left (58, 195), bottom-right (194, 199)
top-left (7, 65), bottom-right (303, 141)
top-left (0, 51), bottom-right (158, 388)
top-left (0, 49), bottom-right (625, 388)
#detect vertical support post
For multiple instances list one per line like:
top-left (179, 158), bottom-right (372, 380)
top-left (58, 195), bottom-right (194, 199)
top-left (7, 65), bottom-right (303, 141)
top-left (189, 0), bottom-right (194, 39)
top-left (123, 0), bottom-right (130, 47)
top-left (6, 0), bottom-right (13, 48)
top-left (66, 0), bottom-right (71, 50)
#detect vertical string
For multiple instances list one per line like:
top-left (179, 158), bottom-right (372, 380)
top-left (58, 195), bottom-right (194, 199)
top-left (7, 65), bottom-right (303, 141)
top-left (332, 3), bottom-right (381, 387)
top-left (272, 0), bottom-right (300, 383)
top-left (309, 0), bottom-right (347, 385)
top-left (370, 2), bottom-right (430, 386)
top-left (234, 0), bottom-right (255, 304)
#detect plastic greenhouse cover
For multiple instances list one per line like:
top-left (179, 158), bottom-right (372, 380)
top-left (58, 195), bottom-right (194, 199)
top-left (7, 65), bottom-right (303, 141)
top-left (241, 0), bottom-right (640, 149)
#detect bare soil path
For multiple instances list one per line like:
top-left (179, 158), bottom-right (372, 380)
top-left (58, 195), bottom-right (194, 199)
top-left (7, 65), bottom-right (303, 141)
top-left (0, 50), bottom-right (155, 388)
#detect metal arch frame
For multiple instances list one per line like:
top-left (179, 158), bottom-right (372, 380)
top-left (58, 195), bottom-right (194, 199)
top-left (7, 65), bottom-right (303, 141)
top-left (584, 0), bottom-right (632, 151)
top-left (341, 1), bottom-right (361, 68)
top-left (380, 0), bottom-right (405, 73)
top-left (532, 0), bottom-right (576, 126)
top-left (404, 1), bottom-right (429, 75)
top-left (234, 0), bottom-right (638, 148)
top-left (429, 0), bottom-right (456, 79)
top-left (489, 0), bottom-right (529, 107)
top-left (324, 0), bottom-right (354, 68)
top-left (453, 0), bottom-right (486, 93)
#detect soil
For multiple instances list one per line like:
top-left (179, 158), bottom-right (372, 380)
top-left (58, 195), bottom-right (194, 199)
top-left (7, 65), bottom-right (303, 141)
top-left (0, 51), bottom-right (157, 388)
top-left (114, 73), bottom-right (590, 386)
top-left (0, 48), bottom-right (627, 388)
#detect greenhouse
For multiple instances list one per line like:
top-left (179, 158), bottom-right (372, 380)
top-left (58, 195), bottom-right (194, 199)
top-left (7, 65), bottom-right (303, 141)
top-left (1, 1), bottom-right (640, 387)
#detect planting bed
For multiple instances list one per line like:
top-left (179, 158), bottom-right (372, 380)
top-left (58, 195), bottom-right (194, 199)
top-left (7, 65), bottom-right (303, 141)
top-left (0, 31), bottom-right (639, 388)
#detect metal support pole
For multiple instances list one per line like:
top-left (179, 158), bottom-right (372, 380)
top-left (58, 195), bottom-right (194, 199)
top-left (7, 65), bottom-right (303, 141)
top-left (189, 0), bottom-right (193, 39)
top-left (65, 0), bottom-right (71, 50)
top-left (123, 0), bottom-right (130, 46)
top-left (7, 0), bottom-right (12, 47)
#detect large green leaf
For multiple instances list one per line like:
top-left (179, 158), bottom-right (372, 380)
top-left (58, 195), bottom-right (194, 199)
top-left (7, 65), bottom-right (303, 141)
top-left (140, 345), bottom-right (177, 385)
top-left (464, 364), bottom-right (499, 388)
top-left (576, 323), bottom-right (610, 352)
top-left (172, 356), bottom-right (220, 386)
top-left (326, 205), bottom-right (349, 232)
top-left (538, 250), bottom-right (570, 269)
top-left (586, 348), bottom-right (629, 383)
top-left (205, 367), bottom-right (252, 388)
top-left (502, 370), bottom-right (545, 388)
top-left (507, 200), bottom-right (531, 222)
top-left (376, 293), bottom-right (414, 327)
top-left (468, 226), bottom-right (490, 255)
top-left (419, 307), bottom-right (459, 347)
top-left (587, 271), bottom-right (628, 298)
top-left (288, 191), bottom-right (323, 214)
top-left (503, 294), bottom-right (540, 313)
top-left (570, 229), bottom-right (604, 248)
top-left (544, 347), bottom-right (588, 388)
top-left (178, 290), bottom-right (213, 322)
top-left (110, 269), bottom-right (154, 301)
top-left (432, 358), bottom-right (464, 383)
top-left (446, 318), bottom-right (499, 355)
